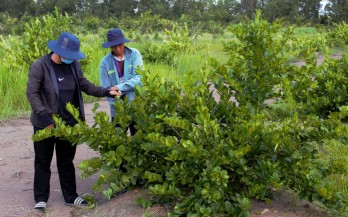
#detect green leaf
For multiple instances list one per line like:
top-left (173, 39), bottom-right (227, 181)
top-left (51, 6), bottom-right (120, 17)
top-left (144, 171), bottom-right (163, 183)
top-left (116, 145), bottom-right (126, 156)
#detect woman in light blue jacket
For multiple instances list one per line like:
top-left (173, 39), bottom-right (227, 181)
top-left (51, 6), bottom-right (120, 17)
top-left (100, 28), bottom-right (143, 134)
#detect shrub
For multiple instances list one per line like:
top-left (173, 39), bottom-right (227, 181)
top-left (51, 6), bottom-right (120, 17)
top-left (139, 22), bottom-right (198, 65)
top-left (139, 41), bottom-right (175, 65)
top-left (79, 15), bottom-right (102, 34)
top-left (33, 11), bottom-right (348, 216)
top-left (0, 8), bottom-right (72, 70)
top-left (310, 55), bottom-right (348, 117)
top-left (327, 22), bottom-right (348, 47)
top-left (0, 12), bottom-right (18, 35)
top-left (164, 22), bottom-right (197, 54)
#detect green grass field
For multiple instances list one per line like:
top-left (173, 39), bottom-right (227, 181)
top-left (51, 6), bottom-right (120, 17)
top-left (0, 27), bottom-right (337, 121)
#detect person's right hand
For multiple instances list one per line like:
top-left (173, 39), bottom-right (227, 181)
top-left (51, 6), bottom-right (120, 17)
top-left (39, 112), bottom-right (54, 128)
top-left (109, 90), bottom-right (122, 96)
top-left (110, 86), bottom-right (119, 91)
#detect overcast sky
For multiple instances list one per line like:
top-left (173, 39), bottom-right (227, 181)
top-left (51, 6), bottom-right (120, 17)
top-left (321, 0), bottom-right (328, 12)
top-left (321, 0), bottom-right (328, 7)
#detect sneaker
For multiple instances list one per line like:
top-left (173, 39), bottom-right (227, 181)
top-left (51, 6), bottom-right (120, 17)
top-left (65, 196), bottom-right (88, 207)
top-left (34, 201), bottom-right (46, 213)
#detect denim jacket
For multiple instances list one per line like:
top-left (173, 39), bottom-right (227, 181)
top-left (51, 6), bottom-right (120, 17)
top-left (100, 46), bottom-right (143, 117)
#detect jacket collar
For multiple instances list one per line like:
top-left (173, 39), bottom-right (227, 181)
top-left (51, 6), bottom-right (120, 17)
top-left (109, 46), bottom-right (132, 60)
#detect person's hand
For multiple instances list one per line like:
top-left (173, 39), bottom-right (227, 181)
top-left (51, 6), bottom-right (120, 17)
top-left (109, 90), bottom-right (122, 96)
top-left (39, 112), bottom-right (54, 128)
top-left (110, 86), bottom-right (119, 91)
top-left (116, 90), bottom-right (122, 97)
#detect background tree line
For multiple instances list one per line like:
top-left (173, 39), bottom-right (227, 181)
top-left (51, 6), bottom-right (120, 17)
top-left (0, 0), bottom-right (347, 23)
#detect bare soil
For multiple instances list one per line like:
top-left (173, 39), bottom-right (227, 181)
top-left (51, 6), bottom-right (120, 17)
top-left (0, 54), bottom-right (340, 217)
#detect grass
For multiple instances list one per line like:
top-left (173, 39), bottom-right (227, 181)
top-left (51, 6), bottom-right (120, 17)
top-left (0, 64), bottom-right (31, 121)
top-left (328, 46), bottom-right (348, 56)
top-left (293, 26), bottom-right (319, 35)
top-left (321, 139), bottom-right (348, 198)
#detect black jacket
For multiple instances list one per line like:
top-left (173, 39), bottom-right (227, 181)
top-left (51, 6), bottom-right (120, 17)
top-left (26, 53), bottom-right (107, 128)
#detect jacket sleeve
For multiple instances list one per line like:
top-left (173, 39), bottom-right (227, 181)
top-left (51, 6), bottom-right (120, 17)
top-left (117, 49), bottom-right (143, 92)
top-left (75, 62), bottom-right (107, 97)
top-left (99, 56), bottom-right (117, 117)
top-left (100, 59), bottom-right (112, 89)
top-left (26, 61), bottom-right (47, 116)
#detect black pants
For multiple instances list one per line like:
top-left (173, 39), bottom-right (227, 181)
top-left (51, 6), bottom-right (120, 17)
top-left (33, 126), bottom-right (78, 203)
top-left (111, 117), bottom-right (137, 136)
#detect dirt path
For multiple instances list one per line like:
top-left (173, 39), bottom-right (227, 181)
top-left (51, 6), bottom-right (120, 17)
top-left (293, 52), bottom-right (343, 67)
top-left (0, 100), bottom-right (110, 217)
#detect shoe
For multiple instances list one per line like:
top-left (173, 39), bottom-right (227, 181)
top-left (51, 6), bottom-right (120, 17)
top-left (34, 201), bottom-right (46, 213)
top-left (65, 196), bottom-right (88, 207)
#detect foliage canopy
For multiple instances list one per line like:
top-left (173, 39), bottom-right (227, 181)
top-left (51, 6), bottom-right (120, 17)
top-left (33, 12), bottom-right (348, 216)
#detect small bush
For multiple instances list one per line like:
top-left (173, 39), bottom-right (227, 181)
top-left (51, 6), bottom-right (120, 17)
top-left (139, 41), bottom-right (175, 65)
top-left (327, 22), bottom-right (348, 47)
top-left (0, 8), bottom-right (72, 70)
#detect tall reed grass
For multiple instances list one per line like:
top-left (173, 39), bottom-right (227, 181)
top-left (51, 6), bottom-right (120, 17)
top-left (322, 140), bottom-right (348, 198)
top-left (0, 64), bottom-right (31, 120)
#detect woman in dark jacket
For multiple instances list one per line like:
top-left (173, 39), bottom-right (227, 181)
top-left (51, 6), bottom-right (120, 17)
top-left (26, 32), bottom-right (120, 212)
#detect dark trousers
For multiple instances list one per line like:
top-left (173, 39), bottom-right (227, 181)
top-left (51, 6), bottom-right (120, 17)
top-left (111, 117), bottom-right (137, 136)
top-left (33, 126), bottom-right (78, 203)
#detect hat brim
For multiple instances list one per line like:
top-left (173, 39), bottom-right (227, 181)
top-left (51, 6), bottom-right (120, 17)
top-left (48, 40), bottom-right (86, 60)
top-left (102, 38), bottom-right (131, 48)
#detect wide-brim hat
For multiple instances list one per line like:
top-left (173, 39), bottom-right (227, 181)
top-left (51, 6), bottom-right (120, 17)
top-left (47, 32), bottom-right (86, 60)
top-left (102, 28), bottom-right (131, 48)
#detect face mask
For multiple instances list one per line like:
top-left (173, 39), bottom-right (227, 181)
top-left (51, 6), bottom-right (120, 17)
top-left (61, 57), bottom-right (74, 64)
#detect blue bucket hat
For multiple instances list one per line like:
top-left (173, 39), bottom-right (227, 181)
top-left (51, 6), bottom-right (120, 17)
top-left (47, 32), bottom-right (86, 60)
top-left (102, 28), bottom-right (131, 48)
